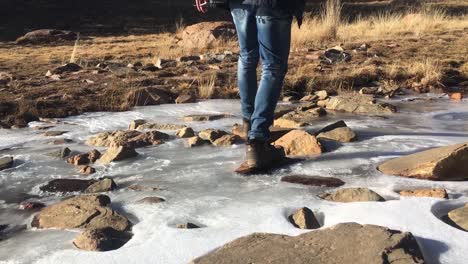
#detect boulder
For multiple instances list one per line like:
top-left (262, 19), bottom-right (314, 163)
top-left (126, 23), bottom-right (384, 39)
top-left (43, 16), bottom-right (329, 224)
top-left (126, 86), bottom-right (174, 106)
top-left (448, 204), bottom-right (468, 231)
top-left (87, 130), bottom-right (169, 148)
top-left (139, 123), bottom-right (186, 131)
top-left (31, 195), bottom-right (130, 231)
top-left (51, 63), bottom-right (82, 74)
top-left (98, 145), bottom-right (138, 164)
top-left (16, 29), bottom-right (77, 45)
top-left (176, 94), bottom-right (197, 104)
top-left (315, 120), bottom-right (347, 135)
top-left (40, 178), bottom-right (116, 193)
top-left (129, 119), bottom-right (147, 130)
top-left (319, 188), bottom-right (385, 203)
top-left (300, 95), bottom-right (318, 102)
top-left (176, 127), bottom-right (195, 138)
top-left (192, 223), bottom-right (425, 264)
top-left (281, 107), bottom-right (327, 123)
top-left (274, 130), bottom-right (323, 157)
top-left (187, 136), bottom-right (211, 148)
top-left (43, 131), bottom-right (67, 137)
top-left (67, 150), bottom-right (101, 166)
top-left (47, 147), bottom-right (71, 158)
top-left (85, 178), bottom-right (117, 193)
top-left (80, 165), bottom-right (96, 175)
top-left (378, 142), bottom-right (468, 180)
top-left (281, 175), bottom-right (345, 187)
top-left (137, 197), bottom-right (166, 204)
top-left (183, 114), bottom-right (227, 122)
top-left (179, 22), bottom-right (236, 48)
top-left (315, 90), bottom-right (329, 100)
top-left (177, 223), bottom-right (201, 229)
top-left (198, 129), bottom-right (227, 143)
top-left (0, 72), bottom-right (13, 86)
top-left (326, 95), bottom-right (397, 114)
top-left (288, 207), bottom-right (320, 230)
top-left (273, 118), bottom-right (308, 129)
top-left (0, 156), bottom-right (14, 171)
top-left (73, 227), bottom-right (132, 251)
top-left (317, 127), bottom-right (357, 143)
top-left (399, 188), bottom-right (448, 199)
top-left (213, 134), bottom-right (241, 147)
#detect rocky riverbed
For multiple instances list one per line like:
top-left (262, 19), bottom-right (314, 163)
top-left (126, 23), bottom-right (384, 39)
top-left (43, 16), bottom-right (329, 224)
top-left (0, 95), bottom-right (467, 263)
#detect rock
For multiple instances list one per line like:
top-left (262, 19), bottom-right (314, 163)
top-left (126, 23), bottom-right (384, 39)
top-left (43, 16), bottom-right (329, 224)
top-left (85, 178), bottom-right (117, 193)
top-left (175, 94), bottom-right (197, 104)
top-left (43, 131), bottom-right (67, 137)
top-left (187, 136), bottom-right (211, 148)
top-left (289, 207), bottom-right (320, 230)
top-left (155, 58), bottom-right (177, 69)
top-left (47, 147), bottom-right (71, 158)
top-left (359, 87), bottom-right (379, 95)
top-left (19, 201), bottom-right (46, 211)
top-left (317, 99), bottom-right (330, 108)
top-left (16, 29), bottom-right (77, 45)
top-left (176, 127), bottom-right (195, 138)
top-left (448, 204), bottom-right (468, 231)
top-left (399, 188), bottom-right (448, 199)
top-left (321, 46), bottom-right (352, 64)
top-left (192, 223), bottom-right (425, 264)
top-left (213, 134), bottom-right (241, 147)
top-left (273, 118), bottom-right (308, 129)
top-left (198, 129), bottom-right (227, 143)
top-left (319, 188), bottom-right (385, 203)
top-left (139, 123), bottom-right (186, 131)
top-left (141, 63), bottom-right (159, 72)
top-left (51, 63), bottom-right (82, 74)
top-left (450, 92), bottom-right (463, 101)
top-left (40, 178), bottom-right (115, 193)
top-left (129, 119), bottom-right (147, 130)
top-left (137, 197), bottom-right (166, 204)
top-left (183, 114), bottom-right (227, 122)
top-left (274, 105), bottom-right (297, 119)
top-left (98, 145), bottom-right (138, 164)
top-left (317, 127), bottom-right (357, 143)
top-left (0, 224), bottom-right (27, 241)
top-left (179, 22), bottom-right (236, 48)
top-left (280, 107), bottom-right (327, 123)
top-left (87, 130), bottom-right (169, 148)
top-left (0, 156), bottom-right (14, 171)
top-left (126, 86), bottom-right (174, 106)
top-left (315, 90), bottom-right (329, 100)
top-left (177, 55), bottom-right (201, 62)
top-left (281, 175), bottom-right (345, 187)
top-left (52, 138), bottom-right (74, 145)
top-left (32, 195), bottom-right (130, 231)
top-left (315, 120), bottom-right (348, 135)
top-left (274, 130), bottom-right (323, 157)
top-left (177, 223), bottom-right (201, 229)
top-left (0, 72), bottom-right (13, 86)
top-left (67, 150), bottom-right (101, 166)
top-left (326, 95), bottom-right (397, 114)
top-left (127, 185), bottom-right (162, 191)
top-left (300, 95), bottom-right (318, 102)
top-left (73, 227), bottom-right (132, 251)
top-left (378, 142), bottom-right (468, 180)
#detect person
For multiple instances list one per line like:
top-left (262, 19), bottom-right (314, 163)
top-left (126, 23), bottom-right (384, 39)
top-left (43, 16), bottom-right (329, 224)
top-left (195, 0), bottom-right (305, 170)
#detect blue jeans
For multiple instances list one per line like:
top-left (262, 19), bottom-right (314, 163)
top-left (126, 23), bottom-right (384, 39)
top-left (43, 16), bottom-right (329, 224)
top-left (230, 3), bottom-right (292, 141)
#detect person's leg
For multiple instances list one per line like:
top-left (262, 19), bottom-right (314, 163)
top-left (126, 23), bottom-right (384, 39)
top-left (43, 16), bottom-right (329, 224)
top-left (230, 3), bottom-right (259, 122)
top-left (248, 9), bottom-right (292, 141)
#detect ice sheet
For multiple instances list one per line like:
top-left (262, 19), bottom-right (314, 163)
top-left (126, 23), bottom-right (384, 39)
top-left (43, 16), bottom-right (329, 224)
top-left (0, 97), bottom-right (467, 264)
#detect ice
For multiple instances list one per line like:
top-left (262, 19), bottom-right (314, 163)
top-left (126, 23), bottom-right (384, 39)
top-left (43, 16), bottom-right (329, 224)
top-left (0, 97), bottom-right (467, 264)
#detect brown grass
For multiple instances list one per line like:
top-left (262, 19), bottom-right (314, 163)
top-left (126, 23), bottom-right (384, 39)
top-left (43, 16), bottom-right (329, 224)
top-left (197, 73), bottom-right (217, 99)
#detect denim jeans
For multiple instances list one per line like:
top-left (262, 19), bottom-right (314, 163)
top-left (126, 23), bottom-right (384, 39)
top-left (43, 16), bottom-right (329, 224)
top-left (230, 3), bottom-right (292, 141)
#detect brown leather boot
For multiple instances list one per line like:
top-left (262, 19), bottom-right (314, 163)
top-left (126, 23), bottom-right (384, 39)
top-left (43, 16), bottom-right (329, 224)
top-left (246, 139), bottom-right (285, 169)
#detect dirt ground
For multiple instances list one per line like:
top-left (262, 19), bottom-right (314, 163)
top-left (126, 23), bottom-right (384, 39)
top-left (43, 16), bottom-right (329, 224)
top-left (0, 0), bottom-right (467, 128)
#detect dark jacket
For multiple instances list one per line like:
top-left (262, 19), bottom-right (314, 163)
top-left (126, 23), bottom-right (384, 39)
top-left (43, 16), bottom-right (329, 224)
top-left (233, 0), bottom-right (306, 27)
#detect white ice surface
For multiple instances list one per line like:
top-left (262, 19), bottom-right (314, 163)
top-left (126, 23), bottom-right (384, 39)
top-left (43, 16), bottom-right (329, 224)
top-left (0, 97), bottom-right (467, 264)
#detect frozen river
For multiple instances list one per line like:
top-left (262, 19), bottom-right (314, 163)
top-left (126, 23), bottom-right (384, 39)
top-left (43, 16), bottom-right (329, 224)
top-left (0, 96), bottom-right (467, 264)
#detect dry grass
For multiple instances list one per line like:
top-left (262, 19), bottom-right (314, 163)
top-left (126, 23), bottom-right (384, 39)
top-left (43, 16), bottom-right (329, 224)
top-left (197, 73), bottom-right (217, 99)
top-left (407, 58), bottom-right (444, 87)
top-left (292, 7), bottom-right (468, 48)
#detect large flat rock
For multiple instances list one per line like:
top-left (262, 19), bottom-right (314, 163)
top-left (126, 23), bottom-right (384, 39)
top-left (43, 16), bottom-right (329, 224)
top-left (193, 223), bottom-right (425, 264)
top-left (326, 95), bottom-right (396, 114)
top-left (378, 143), bottom-right (468, 180)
